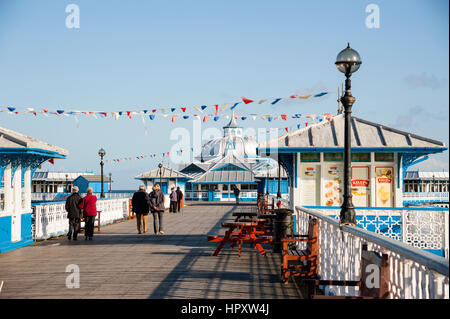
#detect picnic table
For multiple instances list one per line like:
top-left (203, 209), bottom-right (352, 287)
top-left (232, 211), bottom-right (258, 221)
top-left (208, 221), bottom-right (271, 257)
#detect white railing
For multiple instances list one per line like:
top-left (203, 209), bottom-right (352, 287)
top-left (31, 192), bottom-right (134, 202)
top-left (32, 198), bottom-right (130, 240)
top-left (299, 207), bottom-right (449, 258)
top-left (294, 206), bottom-right (449, 299)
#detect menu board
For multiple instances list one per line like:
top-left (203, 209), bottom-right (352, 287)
top-left (375, 166), bottom-right (394, 207)
top-left (322, 165), bottom-right (343, 207)
top-left (351, 166), bottom-right (370, 207)
top-left (300, 165), bottom-right (319, 206)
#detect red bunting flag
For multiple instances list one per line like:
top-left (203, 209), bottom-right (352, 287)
top-left (215, 105), bottom-right (219, 116)
top-left (181, 107), bottom-right (186, 112)
top-left (290, 94), bottom-right (298, 98)
top-left (203, 115), bottom-right (209, 122)
top-left (172, 115), bottom-right (178, 123)
top-left (242, 97), bottom-right (254, 104)
top-left (285, 128), bottom-right (289, 133)
top-left (281, 114), bottom-right (288, 120)
top-left (127, 111), bottom-right (133, 119)
top-left (305, 122), bottom-right (308, 127)
top-left (49, 158), bottom-right (54, 165)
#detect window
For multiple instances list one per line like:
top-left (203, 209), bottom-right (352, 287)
top-left (375, 153), bottom-right (394, 162)
top-left (351, 153), bottom-right (371, 162)
top-left (300, 153), bottom-right (320, 162)
top-left (324, 153), bottom-right (343, 161)
top-left (223, 184), bottom-right (228, 191)
top-left (213, 164), bottom-right (246, 171)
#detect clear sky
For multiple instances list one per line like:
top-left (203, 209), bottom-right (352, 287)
top-left (0, 0), bottom-right (448, 189)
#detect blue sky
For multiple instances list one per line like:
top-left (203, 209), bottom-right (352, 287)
top-left (0, 0), bottom-right (448, 189)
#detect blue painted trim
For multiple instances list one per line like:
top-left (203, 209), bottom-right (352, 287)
top-left (303, 205), bottom-right (449, 211)
top-left (257, 147), bottom-right (447, 154)
top-left (0, 148), bottom-right (66, 158)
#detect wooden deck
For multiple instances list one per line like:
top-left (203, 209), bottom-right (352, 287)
top-left (0, 203), bottom-right (303, 299)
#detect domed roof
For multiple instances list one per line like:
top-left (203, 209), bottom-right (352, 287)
top-left (197, 115), bottom-right (258, 163)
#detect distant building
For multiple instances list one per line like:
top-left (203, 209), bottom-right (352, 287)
top-left (73, 175), bottom-right (111, 194)
top-left (0, 126), bottom-right (68, 253)
top-left (403, 171), bottom-right (449, 207)
top-left (32, 171), bottom-right (94, 193)
top-left (135, 115), bottom-right (289, 201)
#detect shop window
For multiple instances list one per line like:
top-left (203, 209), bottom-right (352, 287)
top-left (324, 153), bottom-right (343, 161)
top-left (351, 153), bottom-right (371, 162)
top-left (300, 153), bottom-right (320, 162)
top-left (375, 153), bottom-right (394, 162)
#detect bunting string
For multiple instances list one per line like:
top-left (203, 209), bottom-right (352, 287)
top-left (1, 90), bottom-right (331, 122)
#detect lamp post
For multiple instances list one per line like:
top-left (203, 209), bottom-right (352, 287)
top-left (265, 164), bottom-right (270, 196)
top-left (277, 162), bottom-right (282, 199)
top-left (335, 43), bottom-right (361, 226)
top-left (65, 174), bottom-right (69, 193)
top-left (98, 148), bottom-right (106, 198)
top-left (109, 172), bottom-right (112, 194)
top-left (158, 163), bottom-right (163, 191)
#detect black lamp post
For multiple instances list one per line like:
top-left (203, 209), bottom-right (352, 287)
top-left (277, 163), bottom-right (282, 199)
top-left (265, 164), bottom-right (270, 196)
top-left (158, 163), bottom-right (163, 191)
top-left (98, 148), bottom-right (106, 198)
top-left (65, 174), bottom-right (69, 193)
top-left (335, 43), bottom-right (361, 226)
top-left (109, 172), bottom-right (112, 194)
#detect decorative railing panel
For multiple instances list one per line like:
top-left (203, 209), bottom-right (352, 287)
top-left (295, 206), bottom-right (449, 299)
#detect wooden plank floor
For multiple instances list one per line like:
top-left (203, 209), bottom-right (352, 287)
top-left (0, 202), bottom-right (303, 299)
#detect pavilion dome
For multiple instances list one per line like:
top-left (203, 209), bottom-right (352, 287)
top-left (197, 116), bottom-right (258, 163)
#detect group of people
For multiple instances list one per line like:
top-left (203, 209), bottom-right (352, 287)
top-left (131, 184), bottom-right (183, 234)
top-left (169, 187), bottom-right (184, 213)
top-left (65, 186), bottom-right (98, 240)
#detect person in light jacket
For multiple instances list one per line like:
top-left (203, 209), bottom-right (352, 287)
top-left (169, 187), bottom-right (177, 213)
top-left (65, 186), bottom-right (82, 240)
top-left (78, 187), bottom-right (97, 240)
top-left (149, 184), bottom-right (165, 235)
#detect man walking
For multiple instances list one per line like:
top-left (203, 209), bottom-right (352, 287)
top-left (132, 185), bottom-right (150, 234)
top-left (176, 187), bottom-right (183, 213)
top-left (233, 185), bottom-right (240, 205)
top-left (65, 186), bottom-right (82, 240)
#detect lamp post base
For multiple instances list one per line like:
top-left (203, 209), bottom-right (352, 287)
top-left (339, 206), bottom-right (357, 226)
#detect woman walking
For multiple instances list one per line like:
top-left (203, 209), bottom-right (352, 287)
top-left (149, 184), bottom-right (165, 235)
top-left (78, 187), bottom-right (97, 240)
top-left (169, 187), bottom-right (177, 213)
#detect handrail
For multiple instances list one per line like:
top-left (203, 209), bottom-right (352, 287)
top-left (296, 206), bottom-right (449, 276)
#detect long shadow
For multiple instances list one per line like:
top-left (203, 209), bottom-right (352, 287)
top-left (146, 204), bottom-right (302, 299)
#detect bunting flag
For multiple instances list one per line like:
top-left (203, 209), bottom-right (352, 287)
top-left (242, 97), bottom-right (254, 104)
top-left (48, 158), bottom-right (55, 165)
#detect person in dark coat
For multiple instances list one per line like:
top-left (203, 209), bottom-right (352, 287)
top-left (149, 184), bottom-right (165, 235)
top-left (65, 186), bottom-right (82, 240)
top-left (176, 187), bottom-right (183, 213)
top-left (232, 185), bottom-right (240, 205)
top-left (131, 185), bottom-right (151, 234)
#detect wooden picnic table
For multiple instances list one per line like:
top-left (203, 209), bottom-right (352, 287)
top-left (208, 221), bottom-right (271, 257)
top-left (232, 211), bottom-right (258, 221)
